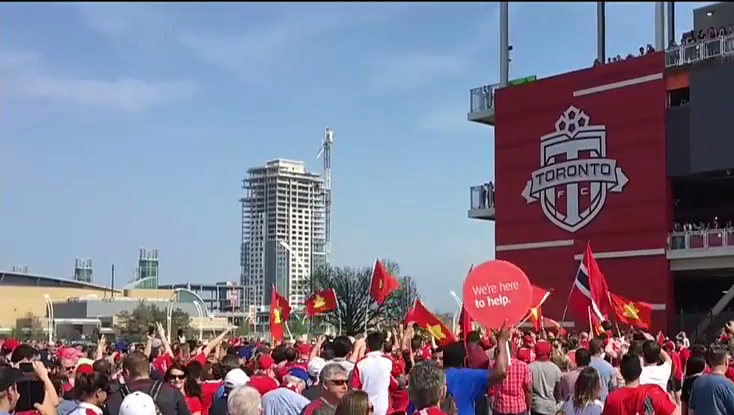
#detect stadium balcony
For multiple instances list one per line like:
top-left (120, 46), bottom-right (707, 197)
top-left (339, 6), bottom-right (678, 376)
top-left (467, 83), bottom-right (498, 126)
top-left (665, 33), bottom-right (734, 68)
top-left (668, 229), bottom-right (734, 270)
top-left (468, 183), bottom-right (495, 221)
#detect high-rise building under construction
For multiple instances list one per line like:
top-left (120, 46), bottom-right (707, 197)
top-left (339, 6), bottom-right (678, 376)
top-left (73, 258), bottom-right (93, 283)
top-left (240, 159), bottom-right (328, 311)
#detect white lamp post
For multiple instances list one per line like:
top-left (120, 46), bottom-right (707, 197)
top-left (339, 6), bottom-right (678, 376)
top-left (448, 291), bottom-right (462, 333)
top-left (43, 294), bottom-right (54, 343)
top-left (193, 301), bottom-right (204, 341)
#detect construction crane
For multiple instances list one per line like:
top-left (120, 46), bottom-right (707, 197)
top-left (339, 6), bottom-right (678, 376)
top-left (316, 127), bottom-right (333, 258)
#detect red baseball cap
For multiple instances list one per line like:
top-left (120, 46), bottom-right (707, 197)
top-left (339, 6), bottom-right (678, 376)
top-left (1, 339), bottom-right (19, 353)
top-left (296, 344), bottom-right (311, 356)
top-left (535, 341), bottom-right (552, 359)
top-left (76, 364), bottom-right (94, 375)
top-left (256, 355), bottom-right (274, 370)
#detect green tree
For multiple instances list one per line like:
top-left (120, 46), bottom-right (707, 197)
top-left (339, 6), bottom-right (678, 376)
top-left (116, 302), bottom-right (190, 342)
top-left (14, 312), bottom-right (45, 341)
top-left (308, 260), bottom-right (419, 335)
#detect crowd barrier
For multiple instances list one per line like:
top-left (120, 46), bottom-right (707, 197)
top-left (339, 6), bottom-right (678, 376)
top-left (668, 229), bottom-right (734, 250)
top-left (665, 33), bottom-right (734, 67)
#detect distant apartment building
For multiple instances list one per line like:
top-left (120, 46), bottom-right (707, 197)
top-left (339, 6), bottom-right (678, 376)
top-left (240, 159), bottom-right (327, 312)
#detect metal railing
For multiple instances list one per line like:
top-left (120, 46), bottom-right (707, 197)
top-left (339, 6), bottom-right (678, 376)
top-left (668, 229), bottom-right (734, 250)
top-left (469, 84), bottom-right (499, 114)
top-left (665, 34), bottom-right (734, 68)
top-left (470, 183), bottom-right (495, 211)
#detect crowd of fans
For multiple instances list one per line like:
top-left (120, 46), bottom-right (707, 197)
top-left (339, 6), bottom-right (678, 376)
top-left (477, 183), bottom-right (495, 210)
top-left (673, 218), bottom-right (734, 233)
top-left (3, 319), bottom-right (734, 415)
top-left (593, 44), bottom-right (656, 66)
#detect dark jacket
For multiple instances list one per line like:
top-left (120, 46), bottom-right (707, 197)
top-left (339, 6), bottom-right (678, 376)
top-left (104, 378), bottom-right (192, 415)
top-left (208, 395), bottom-right (228, 415)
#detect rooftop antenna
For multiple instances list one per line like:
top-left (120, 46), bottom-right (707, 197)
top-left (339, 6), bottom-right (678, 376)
top-left (316, 127), bottom-right (333, 258)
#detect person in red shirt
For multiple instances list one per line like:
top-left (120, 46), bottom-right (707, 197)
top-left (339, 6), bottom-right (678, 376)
top-left (164, 363), bottom-right (202, 415)
top-left (490, 346), bottom-right (532, 415)
top-left (516, 334), bottom-right (536, 364)
top-left (246, 355), bottom-right (279, 396)
top-left (274, 346), bottom-right (308, 380)
top-left (301, 363), bottom-right (350, 415)
top-left (465, 331), bottom-right (490, 369)
top-left (407, 360), bottom-right (448, 415)
top-left (675, 337), bottom-right (690, 372)
top-left (603, 353), bottom-right (679, 415)
top-left (664, 341), bottom-right (684, 398)
top-left (153, 327), bottom-right (231, 375)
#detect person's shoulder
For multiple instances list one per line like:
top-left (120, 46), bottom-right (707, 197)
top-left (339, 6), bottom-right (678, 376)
top-left (607, 386), bottom-right (636, 401)
top-left (299, 399), bottom-right (326, 415)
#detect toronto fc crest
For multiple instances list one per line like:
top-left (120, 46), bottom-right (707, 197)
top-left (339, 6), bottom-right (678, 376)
top-left (521, 105), bottom-right (629, 233)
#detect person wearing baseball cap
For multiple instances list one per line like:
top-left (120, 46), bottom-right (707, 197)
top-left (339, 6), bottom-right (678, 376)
top-left (0, 366), bottom-right (29, 413)
top-left (247, 355), bottom-right (278, 397)
top-left (528, 341), bottom-right (562, 415)
top-left (208, 370), bottom-right (249, 415)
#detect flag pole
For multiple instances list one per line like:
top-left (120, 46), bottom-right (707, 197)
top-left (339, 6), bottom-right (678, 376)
top-left (284, 322), bottom-right (295, 342)
top-left (518, 291), bottom-right (551, 326)
top-left (334, 289), bottom-right (342, 336)
top-left (605, 291), bottom-right (622, 338)
top-left (365, 259), bottom-right (376, 334)
top-left (560, 278), bottom-right (576, 324)
top-left (587, 306), bottom-right (593, 336)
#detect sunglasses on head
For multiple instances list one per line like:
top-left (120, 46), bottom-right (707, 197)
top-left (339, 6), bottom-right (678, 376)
top-left (168, 374), bottom-right (186, 380)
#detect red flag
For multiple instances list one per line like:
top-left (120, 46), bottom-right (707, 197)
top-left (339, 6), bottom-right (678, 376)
top-left (304, 289), bottom-right (337, 317)
top-left (610, 292), bottom-right (653, 330)
top-left (458, 306), bottom-right (473, 339)
top-left (458, 265), bottom-right (474, 341)
top-left (569, 243), bottom-right (612, 323)
top-left (370, 259), bottom-right (399, 305)
top-left (542, 317), bottom-right (565, 335)
top-left (410, 300), bottom-right (456, 347)
top-left (588, 306), bottom-right (605, 337)
top-left (269, 286), bottom-right (291, 343)
top-left (403, 302), bottom-right (416, 325)
top-left (527, 285), bottom-right (551, 332)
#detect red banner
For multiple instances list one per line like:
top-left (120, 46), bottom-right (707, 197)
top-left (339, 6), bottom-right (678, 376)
top-left (493, 53), bottom-right (669, 328)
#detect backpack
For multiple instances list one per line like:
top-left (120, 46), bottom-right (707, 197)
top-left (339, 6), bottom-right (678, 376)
top-left (121, 381), bottom-right (164, 415)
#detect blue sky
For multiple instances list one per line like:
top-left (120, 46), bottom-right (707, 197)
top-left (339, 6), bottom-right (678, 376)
top-left (0, 2), bottom-right (709, 312)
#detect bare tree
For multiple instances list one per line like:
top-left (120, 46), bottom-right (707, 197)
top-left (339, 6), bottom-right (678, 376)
top-left (307, 259), bottom-right (419, 335)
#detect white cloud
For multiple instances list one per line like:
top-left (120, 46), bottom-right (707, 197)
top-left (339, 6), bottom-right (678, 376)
top-left (178, 14), bottom-right (341, 81)
top-left (1, 50), bottom-right (196, 112)
top-left (12, 76), bottom-right (196, 112)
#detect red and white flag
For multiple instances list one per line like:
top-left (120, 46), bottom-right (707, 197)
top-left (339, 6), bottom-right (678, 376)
top-left (569, 243), bottom-right (611, 322)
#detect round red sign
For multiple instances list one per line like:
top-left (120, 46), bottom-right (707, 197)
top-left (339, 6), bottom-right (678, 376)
top-left (462, 260), bottom-right (532, 330)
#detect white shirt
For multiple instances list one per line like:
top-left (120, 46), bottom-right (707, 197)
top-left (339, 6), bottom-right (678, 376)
top-left (639, 361), bottom-right (672, 391)
top-left (351, 351), bottom-right (397, 415)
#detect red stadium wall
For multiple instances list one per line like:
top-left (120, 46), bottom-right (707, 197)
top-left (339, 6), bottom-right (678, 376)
top-left (494, 52), bottom-right (670, 329)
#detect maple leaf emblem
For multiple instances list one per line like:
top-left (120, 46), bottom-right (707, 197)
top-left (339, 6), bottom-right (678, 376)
top-left (426, 324), bottom-right (446, 340)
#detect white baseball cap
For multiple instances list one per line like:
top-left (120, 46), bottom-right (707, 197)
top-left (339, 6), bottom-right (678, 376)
top-left (119, 391), bottom-right (157, 415)
top-left (224, 368), bottom-right (250, 390)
